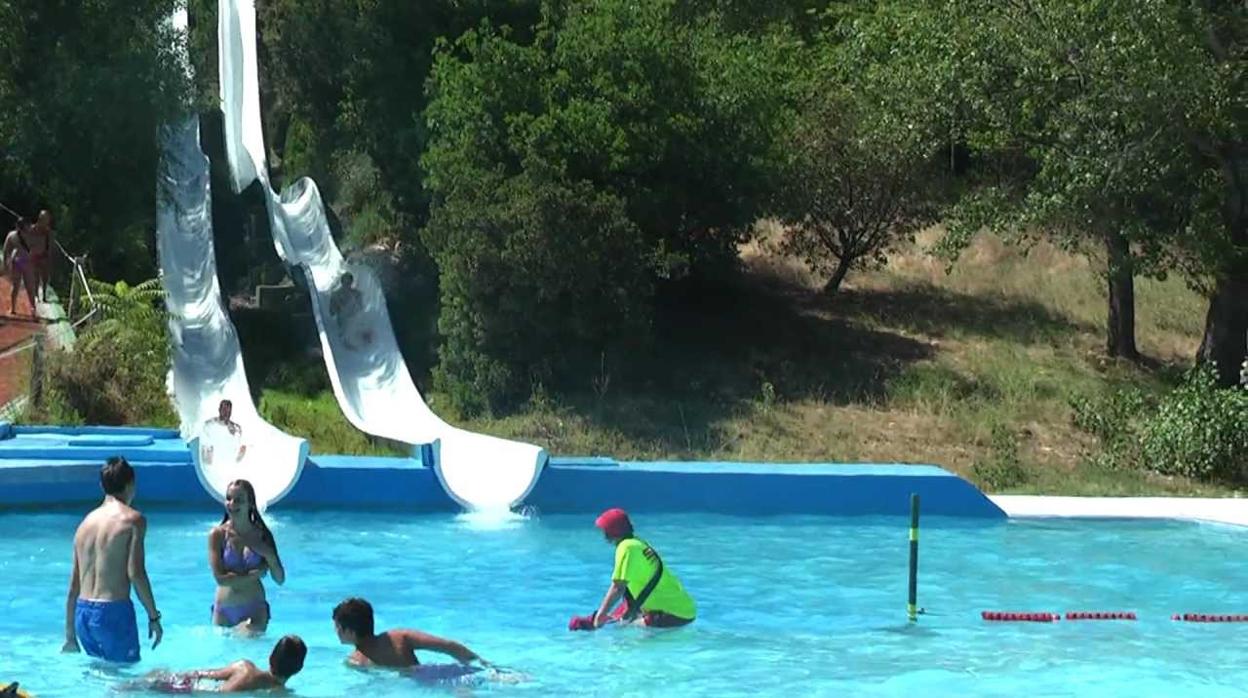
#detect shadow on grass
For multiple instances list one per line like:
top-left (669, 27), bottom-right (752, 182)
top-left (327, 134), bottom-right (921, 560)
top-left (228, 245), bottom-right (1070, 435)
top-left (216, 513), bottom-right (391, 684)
top-left (835, 282), bottom-right (1094, 344)
top-left (562, 274), bottom-right (937, 457)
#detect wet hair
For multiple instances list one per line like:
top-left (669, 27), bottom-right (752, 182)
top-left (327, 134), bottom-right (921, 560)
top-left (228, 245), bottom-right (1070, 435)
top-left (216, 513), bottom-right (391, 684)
top-left (219, 399), bottom-right (232, 409)
top-left (333, 597), bottom-right (375, 638)
top-left (220, 479), bottom-right (274, 546)
top-left (341, 272), bottom-right (354, 287)
top-left (13, 217), bottom-right (28, 229)
top-left (269, 635), bottom-right (307, 679)
top-left (100, 457), bottom-right (135, 496)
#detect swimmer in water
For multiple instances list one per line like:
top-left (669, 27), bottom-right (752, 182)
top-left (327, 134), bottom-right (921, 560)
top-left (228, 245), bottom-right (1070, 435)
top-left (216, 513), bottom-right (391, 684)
top-left (332, 597), bottom-right (492, 670)
top-left (584, 508), bottom-right (696, 629)
top-left (129, 635), bottom-right (305, 694)
top-left (209, 480), bottom-right (285, 632)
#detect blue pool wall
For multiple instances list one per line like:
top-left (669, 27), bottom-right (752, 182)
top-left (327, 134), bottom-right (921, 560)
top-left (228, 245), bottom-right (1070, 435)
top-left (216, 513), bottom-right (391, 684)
top-left (0, 424), bottom-right (1004, 518)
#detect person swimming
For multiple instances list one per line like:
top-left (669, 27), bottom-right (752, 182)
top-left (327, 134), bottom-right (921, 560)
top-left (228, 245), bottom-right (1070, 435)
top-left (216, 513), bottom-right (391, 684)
top-left (208, 480), bottom-right (285, 631)
top-left (332, 597), bottom-right (492, 669)
top-left (571, 508), bottom-right (696, 630)
top-left (128, 635), bottom-right (306, 694)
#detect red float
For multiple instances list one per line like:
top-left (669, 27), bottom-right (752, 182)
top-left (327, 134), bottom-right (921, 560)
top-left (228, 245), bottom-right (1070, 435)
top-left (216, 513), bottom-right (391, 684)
top-left (1064, 611), bottom-right (1136, 621)
top-left (981, 611), bottom-right (1058, 622)
top-left (1172, 613), bottom-right (1248, 623)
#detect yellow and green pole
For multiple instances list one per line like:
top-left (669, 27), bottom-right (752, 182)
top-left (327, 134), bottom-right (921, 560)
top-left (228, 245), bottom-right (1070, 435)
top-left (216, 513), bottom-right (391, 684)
top-left (908, 493), bottom-right (920, 623)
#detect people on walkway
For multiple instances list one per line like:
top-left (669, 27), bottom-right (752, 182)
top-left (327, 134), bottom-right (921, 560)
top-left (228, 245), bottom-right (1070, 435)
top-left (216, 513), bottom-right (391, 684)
top-left (3, 218), bottom-right (37, 317)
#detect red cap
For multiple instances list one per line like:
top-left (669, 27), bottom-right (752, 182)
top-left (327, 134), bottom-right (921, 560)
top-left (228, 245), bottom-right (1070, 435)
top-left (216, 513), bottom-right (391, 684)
top-left (595, 508), bottom-right (633, 538)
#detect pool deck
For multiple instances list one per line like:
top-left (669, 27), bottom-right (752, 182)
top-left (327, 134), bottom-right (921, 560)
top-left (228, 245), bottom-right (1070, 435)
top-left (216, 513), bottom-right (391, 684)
top-left (991, 495), bottom-right (1248, 528)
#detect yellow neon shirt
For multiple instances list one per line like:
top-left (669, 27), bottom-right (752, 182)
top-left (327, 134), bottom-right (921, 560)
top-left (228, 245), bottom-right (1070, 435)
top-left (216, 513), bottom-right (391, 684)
top-left (612, 538), bottom-right (696, 620)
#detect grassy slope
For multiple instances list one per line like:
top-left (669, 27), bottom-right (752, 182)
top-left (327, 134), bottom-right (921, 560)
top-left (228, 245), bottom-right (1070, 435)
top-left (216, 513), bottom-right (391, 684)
top-left (262, 226), bottom-right (1235, 496)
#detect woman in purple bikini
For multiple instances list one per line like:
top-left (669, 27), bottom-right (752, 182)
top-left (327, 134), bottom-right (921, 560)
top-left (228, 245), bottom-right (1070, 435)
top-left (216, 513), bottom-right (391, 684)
top-left (208, 480), bottom-right (285, 632)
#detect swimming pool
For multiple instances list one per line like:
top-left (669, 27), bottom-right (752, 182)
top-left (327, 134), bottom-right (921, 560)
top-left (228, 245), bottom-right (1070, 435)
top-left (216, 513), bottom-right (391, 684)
top-left (2, 510), bottom-right (1245, 696)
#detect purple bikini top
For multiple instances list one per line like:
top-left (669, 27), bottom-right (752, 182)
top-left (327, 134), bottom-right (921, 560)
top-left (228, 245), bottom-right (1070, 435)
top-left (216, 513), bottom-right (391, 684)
top-left (222, 537), bottom-right (264, 573)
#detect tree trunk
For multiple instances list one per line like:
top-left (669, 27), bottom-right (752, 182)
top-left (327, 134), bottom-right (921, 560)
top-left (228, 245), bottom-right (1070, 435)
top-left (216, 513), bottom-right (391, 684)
top-left (1196, 275), bottom-right (1248, 386)
top-left (1104, 230), bottom-right (1139, 360)
top-left (822, 256), bottom-right (854, 295)
top-left (1197, 149), bottom-right (1248, 387)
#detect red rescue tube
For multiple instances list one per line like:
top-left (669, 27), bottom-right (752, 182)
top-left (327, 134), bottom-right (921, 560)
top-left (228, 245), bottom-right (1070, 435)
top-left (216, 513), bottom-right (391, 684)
top-left (1064, 611), bottom-right (1136, 621)
top-left (1171, 613), bottom-right (1248, 623)
top-left (981, 611), bottom-right (1058, 622)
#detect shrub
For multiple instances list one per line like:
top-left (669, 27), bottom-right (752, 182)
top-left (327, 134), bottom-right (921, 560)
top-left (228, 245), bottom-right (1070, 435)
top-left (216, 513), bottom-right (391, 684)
top-left (970, 423), bottom-right (1029, 491)
top-left (1072, 365), bottom-right (1248, 484)
top-left (32, 316), bottom-right (176, 427)
top-left (1137, 366), bottom-right (1248, 483)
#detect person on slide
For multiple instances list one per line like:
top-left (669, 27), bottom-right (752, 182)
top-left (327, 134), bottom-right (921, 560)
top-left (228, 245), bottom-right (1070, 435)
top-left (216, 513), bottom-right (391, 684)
top-left (63, 457), bottom-right (163, 663)
top-left (202, 399), bottom-right (245, 465)
top-left (130, 635), bottom-right (305, 694)
top-left (328, 271), bottom-right (373, 350)
top-left (571, 508), bottom-right (696, 630)
top-left (209, 480), bottom-right (285, 632)
top-left (332, 597), bottom-right (491, 671)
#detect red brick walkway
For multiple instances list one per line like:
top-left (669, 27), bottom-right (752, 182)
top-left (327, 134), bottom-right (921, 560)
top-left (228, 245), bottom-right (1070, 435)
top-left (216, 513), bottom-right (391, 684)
top-left (0, 275), bottom-right (45, 407)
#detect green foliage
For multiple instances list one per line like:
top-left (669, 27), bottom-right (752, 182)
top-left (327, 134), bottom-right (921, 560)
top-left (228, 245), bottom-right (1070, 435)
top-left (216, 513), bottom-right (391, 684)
top-left (83, 278), bottom-right (166, 324)
top-left (772, 89), bottom-right (945, 293)
top-left (426, 169), bottom-right (652, 414)
top-left (1070, 385), bottom-right (1151, 455)
top-left (1073, 366), bottom-right (1248, 484)
top-left (1137, 367), bottom-right (1248, 482)
top-left (32, 277), bottom-right (175, 427)
top-left (971, 423), bottom-right (1029, 491)
top-left (259, 389), bottom-right (406, 456)
top-left (0, 0), bottom-right (192, 281)
top-left (422, 0), bottom-right (800, 411)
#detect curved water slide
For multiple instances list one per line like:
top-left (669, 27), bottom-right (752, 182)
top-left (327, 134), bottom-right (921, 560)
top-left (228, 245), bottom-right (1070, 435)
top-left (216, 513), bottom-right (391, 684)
top-left (155, 9), bottom-right (308, 510)
top-left (217, 0), bottom-right (547, 510)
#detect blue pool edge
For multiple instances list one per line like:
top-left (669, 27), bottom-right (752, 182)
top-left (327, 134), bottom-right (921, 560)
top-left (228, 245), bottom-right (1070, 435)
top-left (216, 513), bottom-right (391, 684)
top-left (0, 423), bottom-right (1006, 518)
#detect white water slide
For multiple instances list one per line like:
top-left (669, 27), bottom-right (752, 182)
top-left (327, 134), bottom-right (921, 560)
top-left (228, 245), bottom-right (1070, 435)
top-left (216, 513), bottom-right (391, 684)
top-left (217, 0), bottom-right (547, 510)
top-left (156, 11), bottom-right (308, 510)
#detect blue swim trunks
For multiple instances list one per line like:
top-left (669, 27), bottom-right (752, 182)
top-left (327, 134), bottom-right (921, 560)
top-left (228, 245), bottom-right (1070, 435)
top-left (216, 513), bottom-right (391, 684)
top-left (74, 599), bottom-right (140, 663)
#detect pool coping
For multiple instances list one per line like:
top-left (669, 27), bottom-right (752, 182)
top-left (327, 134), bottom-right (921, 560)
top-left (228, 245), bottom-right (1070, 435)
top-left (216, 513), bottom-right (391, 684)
top-left (990, 495), bottom-right (1248, 528)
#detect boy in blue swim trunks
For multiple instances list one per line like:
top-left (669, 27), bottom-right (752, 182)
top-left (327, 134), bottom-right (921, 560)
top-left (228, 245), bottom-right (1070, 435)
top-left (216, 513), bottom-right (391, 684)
top-left (63, 457), bottom-right (163, 663)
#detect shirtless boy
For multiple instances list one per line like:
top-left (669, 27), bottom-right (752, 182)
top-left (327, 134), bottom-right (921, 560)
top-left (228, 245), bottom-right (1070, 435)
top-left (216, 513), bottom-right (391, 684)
top-left (63, 457), bottom-right (163, 663)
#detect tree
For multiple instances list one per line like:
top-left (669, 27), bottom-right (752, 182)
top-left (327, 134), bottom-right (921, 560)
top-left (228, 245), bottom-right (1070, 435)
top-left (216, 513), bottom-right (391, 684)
top-left (422, 0), bottom-right (799, 410)
top-left (1188, 0), bottom-right (1247, 386)
top-left (425, 169), bottom-right (652, 414)
top-left (848, 0), bottom-right (1225, 362)
top-left (772, 91), bottom-right (943, 294)
top-left (0, 1), bottom-right (192, 281)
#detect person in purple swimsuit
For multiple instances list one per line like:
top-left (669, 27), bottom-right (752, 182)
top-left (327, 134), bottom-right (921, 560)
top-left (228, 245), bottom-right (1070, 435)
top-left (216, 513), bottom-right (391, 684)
top-left (208, 480), bottom-right (285, 632)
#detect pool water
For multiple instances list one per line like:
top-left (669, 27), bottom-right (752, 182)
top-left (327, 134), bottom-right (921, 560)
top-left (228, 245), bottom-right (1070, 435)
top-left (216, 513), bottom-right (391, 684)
top-left (1, 510), bottom-right (1246, 697)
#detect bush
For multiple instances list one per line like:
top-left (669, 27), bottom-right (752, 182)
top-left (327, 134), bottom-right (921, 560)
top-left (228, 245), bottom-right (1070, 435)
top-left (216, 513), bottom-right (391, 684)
top-left (1072, 365), bottom-right (1248, 484)
top-left (970, 423), bottom-right (1029, 491)
top-left (425, 170), bottom-right (653, 415)
top-left (1137, 366), bottom-right (1248, 483)
top-left (32, 313), bottom-right (176, 427)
